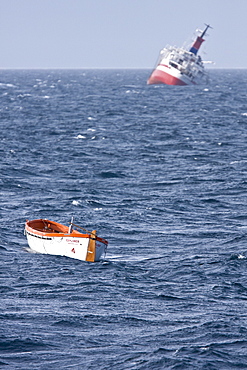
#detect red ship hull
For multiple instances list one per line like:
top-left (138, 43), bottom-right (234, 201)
top-left (147, 69), bottom-right (187, 86)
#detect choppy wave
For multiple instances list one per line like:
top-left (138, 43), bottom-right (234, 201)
top-left (1, 69), bottom-right (247, 369)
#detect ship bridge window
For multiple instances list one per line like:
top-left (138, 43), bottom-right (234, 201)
top-left (169, 62), bottom-right (178, 69)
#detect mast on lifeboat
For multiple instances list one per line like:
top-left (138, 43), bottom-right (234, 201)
top-left (189, 24), bottom-right (211, 55)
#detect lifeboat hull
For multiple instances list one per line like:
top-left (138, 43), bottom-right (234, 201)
top-left (25, 219), bottom-right (108, 262)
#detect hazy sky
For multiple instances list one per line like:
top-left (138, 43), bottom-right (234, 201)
top-left (0, 0), bottom-right (246, 69)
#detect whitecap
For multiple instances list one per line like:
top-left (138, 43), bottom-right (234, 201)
top-left (107, 255), bottom-right (162, 262)
top-left (238, 254), bottom-right (246, 259)
top-left (125, 89), bottom-right (140, 94)
top-left (0, 83), bottom-right (15, 88)
top-left (72, 200), bottom-right (80, 206)
top-left (17, 93), bottom-right (31, 98)
top-left (241, 113), bottom-right (247, 116)
top-left (75, 135), bottom-right (86, 139)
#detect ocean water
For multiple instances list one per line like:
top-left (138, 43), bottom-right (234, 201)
top-left (1, 69), bottom-right (247, 369)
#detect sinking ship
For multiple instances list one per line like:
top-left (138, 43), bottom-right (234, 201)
top-left (147, 24), bottom-right (212, 86)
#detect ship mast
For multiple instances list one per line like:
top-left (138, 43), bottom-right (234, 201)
top-left (189, 24), bottom-right (211, 55)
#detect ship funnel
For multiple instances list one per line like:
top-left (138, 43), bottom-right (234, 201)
top-left (189, 24), bottom-right (211, 55)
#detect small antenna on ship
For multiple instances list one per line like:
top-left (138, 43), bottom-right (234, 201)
top-left (201, 24), bottom-right (213, 38)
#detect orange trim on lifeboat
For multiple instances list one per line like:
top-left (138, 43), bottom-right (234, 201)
top-left (25, 219), bottom-right (108, 244)
top-left (86, 230), bottom-right (96, 262)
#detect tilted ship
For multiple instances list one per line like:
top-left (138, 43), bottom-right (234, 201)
top-left (147, 24), bottom-right (212, 86)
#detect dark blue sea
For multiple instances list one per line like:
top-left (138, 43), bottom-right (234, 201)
top-left (1, 69), bottom-right (247, 369)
